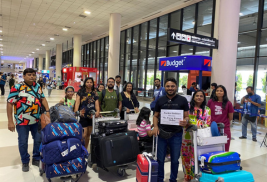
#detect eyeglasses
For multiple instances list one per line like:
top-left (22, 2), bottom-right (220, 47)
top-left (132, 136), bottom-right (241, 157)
top-left (108, 81), bottom-right (114, 84)
top-left (67, 91), bottom-right (74, 94)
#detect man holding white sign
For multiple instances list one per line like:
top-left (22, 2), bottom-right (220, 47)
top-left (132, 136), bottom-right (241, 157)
top-left (153, 77), bottom-right (189, 182)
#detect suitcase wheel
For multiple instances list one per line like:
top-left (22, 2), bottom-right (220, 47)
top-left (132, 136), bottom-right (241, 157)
top-left (117, 168), bottom-right (126, 177)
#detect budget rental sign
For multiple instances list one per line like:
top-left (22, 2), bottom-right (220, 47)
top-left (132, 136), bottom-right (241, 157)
top-left (159, 55), bottom-right (212, 72)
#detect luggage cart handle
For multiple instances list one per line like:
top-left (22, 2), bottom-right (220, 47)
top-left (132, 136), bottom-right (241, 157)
top-left (186, 125), bottom-right (198, 132)
top-left (152, 135), bottom-right (158, 160)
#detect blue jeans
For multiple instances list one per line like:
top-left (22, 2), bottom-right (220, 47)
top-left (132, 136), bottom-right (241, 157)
top-left (157, 132), bottom-right (183, 182)
top-left (242, 116), bottom-right (257, 139)
top-left (16, 123), bottom-right (41, 164)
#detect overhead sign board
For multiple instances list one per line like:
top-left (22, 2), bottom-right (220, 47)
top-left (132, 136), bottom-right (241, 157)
top-left (168, 28), bottom-right (218, 49)
top-left (159, 55), bottom-right (212, 72)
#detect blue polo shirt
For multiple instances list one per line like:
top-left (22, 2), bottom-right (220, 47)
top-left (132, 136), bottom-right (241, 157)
top-left (0, 75), bottom-right (6, 85)
top-left (244, 94), bottom-right (261, 116)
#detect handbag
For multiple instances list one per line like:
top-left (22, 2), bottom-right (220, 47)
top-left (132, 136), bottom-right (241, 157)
top-left (197, 126), bottom-right (212, 138)
top-left (244, 114), bottom-right (257, 123)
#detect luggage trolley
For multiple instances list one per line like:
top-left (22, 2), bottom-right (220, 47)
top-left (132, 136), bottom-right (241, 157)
top-left (187, 123), bottom-right (227, 182)
top-left (39, 113), bottom-right (87, 182)
top-left (88, 109), bottom-right (134, 177)
top-left (123, 108), bottom-right (139, 131)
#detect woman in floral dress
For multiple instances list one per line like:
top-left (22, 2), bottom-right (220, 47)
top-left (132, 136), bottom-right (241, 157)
top-left (181, 90), bottom-right (211, 182)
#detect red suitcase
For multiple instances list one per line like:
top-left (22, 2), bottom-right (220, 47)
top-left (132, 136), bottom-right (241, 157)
top-left (136, 136), bottom-right (158, 182)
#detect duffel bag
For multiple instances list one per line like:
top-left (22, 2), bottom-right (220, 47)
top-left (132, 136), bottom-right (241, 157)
top-left (45, 156), bottom-right (87, 179)
top-left (199, 151), bottom-right (241, 174)
top-left (42, 123), bottom-right (83, 144)
top-left (98, 120), bottom-right (128, 136)
top-left (50, 104), bottom-right (77, 123)
top-left (41, 138), bottom-right (87, 165)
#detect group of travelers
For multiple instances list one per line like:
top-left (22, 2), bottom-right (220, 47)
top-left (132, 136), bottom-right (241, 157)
top-left (6, 68), bottom-right (261, 182)
top-left (37, 76), bottom-right (54, 97)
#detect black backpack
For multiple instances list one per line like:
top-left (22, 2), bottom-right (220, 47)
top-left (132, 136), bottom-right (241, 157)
top-left (101, 89), bottom-right (120, 109)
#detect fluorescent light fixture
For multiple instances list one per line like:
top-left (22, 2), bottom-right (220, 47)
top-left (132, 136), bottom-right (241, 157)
top-left (189, 49), bottom-right (193, 50)
top-left (84, 11), bottom-right (91, 14)
top-left (0, 30), bottom-right (2, 33)
top-left (36, 48), bottom-right (39, 50)
top-left (50, 38), bottom-right (54, 40)
top-left (42, 44), bottom-right (45, 46)
top-left (173, 51), bottom-right (178, 52)
top-left (63, 28), bottom-right (68, 31)
top-left (0, 39), bottom-right (2, 40)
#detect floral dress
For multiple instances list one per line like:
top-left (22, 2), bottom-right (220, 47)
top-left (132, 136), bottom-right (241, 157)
top-left (181, 106), bottom-right (211, 181)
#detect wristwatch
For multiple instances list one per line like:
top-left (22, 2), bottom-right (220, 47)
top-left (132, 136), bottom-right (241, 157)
top-left (46, 110), bottom-right (50, 112)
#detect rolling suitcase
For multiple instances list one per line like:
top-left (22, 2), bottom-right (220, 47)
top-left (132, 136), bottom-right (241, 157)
top-left (200, 170), bottom-right (254, 182)
top-left (90, 131), bottom-right (139, 168)
top-left (136, 136), bottom-right (158, 182)
top-left (199, 151), bottom-right (241, 174)
top-left (98, 120), bottom-right (128, 136)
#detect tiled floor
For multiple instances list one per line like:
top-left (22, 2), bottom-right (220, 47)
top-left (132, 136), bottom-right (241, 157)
top-left (1, 88), bottom-right (267, 181)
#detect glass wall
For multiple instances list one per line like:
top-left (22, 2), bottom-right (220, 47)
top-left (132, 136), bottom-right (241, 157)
top-left (82, 36), bottom-right (109, 84)
top-left (237, 0), bottom-right (266, 102)
top-left (62, 49), bottom-right (73, 67)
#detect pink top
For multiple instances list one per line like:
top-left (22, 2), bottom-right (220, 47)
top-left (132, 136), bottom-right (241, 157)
top-left (207, 100), bottom-right (234, 128)
top-left (137, 120), bottom-right (151, 137)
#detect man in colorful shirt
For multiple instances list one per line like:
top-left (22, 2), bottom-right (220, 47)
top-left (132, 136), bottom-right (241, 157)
top-left (7, 68), bottom-right (50, 172)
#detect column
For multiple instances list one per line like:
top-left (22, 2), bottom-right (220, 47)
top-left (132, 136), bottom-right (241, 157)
top-left (108, 13), bottom-right (121, 78)
top-left (38, 54), bottom-right (43, 71)
top-left (73, 34), bottom-right (82, 67)
top-left (211, 0), bottom-right (241, 103)
top-left (33, 58), bottom-right (36, 69)
top-left (46, 50), bottom-right (50, 70)
top-left (56, 44), bottom-right (62, 81)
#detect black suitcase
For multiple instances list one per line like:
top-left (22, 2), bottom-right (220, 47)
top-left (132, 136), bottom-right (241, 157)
top-left (98, 120), bottom-right (128, 136)
top-left (90, 131), bottom-right (139, 168)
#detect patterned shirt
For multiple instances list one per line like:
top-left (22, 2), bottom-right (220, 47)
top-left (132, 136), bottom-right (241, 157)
top-left (189, 106), bottom-right (211, 127)
top-left (7, 82), bottom-right (45, 125)
top-left (137, 120), bottom-right (151, 137)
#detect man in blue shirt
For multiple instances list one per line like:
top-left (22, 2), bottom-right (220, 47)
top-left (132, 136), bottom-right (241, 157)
top-left (239, 86), bottom-right (261, 142)
top-left (0, 72), bottom-right (7, 95)
top-left (189, 82), bottom-right (198, 93)
top-left (150, 78), bottom-right (166, 112)
top-left (43, 76), bottom-right (47, 89)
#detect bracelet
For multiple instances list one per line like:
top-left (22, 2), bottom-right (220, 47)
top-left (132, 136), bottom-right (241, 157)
top-left (46, 110), bottom-right (50, 112)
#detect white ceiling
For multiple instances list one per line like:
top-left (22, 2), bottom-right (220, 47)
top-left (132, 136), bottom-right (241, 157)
top-left (0, 0), bottom-right (200, 60)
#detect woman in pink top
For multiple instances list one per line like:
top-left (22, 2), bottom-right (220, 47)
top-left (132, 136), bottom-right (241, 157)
top-left (207, 85), bottom-right (234, 151)
top-left (136, 107), bottom-right (153, 142)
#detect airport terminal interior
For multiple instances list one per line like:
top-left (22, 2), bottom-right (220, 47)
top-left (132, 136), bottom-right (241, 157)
top-left (1, 0), bottom-right (267, 181)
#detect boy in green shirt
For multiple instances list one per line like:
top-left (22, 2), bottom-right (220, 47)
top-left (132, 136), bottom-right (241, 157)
top-left (99, 77), bottom-right (122, 113)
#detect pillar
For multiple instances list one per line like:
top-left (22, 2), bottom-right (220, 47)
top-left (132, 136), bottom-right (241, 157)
top-left (38, 54), bottom-right (44, 71)
top-left (73, 34), bottom-right (82, 67)
top-left (108, 13), bottom-right (121, 78)
top-left (211, 0), bottom-right (241, 103)
top-left (46, 50), bottom-right (50, 70)
top-left (33, 58), bottom-right (36, 69)
top-left (56, 44), bottom-right (62, 82)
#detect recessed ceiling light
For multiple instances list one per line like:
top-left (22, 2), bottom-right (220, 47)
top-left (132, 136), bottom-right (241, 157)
top-left (32, 52), bottom-right (35, 53)
top-left (84, 11), bottom-right (91, 14)
top-left (0, 30), bottom-right (2, 33)
top-left (0, 44), bottom-right (3, 46)
top-left (50, 37), bottom-right (54, 40)
top-left (36, 48), bottom-right (39, 50)
top-left (29, 54), bottom-right (31, 56)
top-left (63, 28), bottom-right (68, 31)
top-left (42, 44), bottom-right (45, 46)
top-left (0, 39), bottom-right (2, 40)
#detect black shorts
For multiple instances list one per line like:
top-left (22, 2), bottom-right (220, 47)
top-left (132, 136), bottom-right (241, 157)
top-left (79, 117), bottom-right (92, 128)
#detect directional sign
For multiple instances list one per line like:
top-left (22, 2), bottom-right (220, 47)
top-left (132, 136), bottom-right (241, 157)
top-left (168, 28), bottom-right (218, 49)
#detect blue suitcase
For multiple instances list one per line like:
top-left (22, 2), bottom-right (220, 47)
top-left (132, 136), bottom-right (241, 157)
top-left (199, 151), bottom-right (241, 174)
top-left (41, 138), bottom-right (87, 165)
top-left (200, 170), bottom-right (254, 182)
top-left (42, 123), bottom-right (83, 144)
top-left (45, 156), bottom-right (87, 179)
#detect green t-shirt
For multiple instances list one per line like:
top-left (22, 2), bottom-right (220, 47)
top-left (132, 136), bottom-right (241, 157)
top-left (63, 98), bottom-right (76, 110)
top-left (99, 89), bottom-right (122, 112)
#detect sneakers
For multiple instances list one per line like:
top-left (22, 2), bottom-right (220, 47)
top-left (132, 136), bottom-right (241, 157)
top-left (239, 136), bottom-right (247, 139)
top-left (253, 138), bottom-right (257, 142)
top-left (22, 163), bottom-right (29, 172)
top-left (32, 159), bottom-right (40, 167)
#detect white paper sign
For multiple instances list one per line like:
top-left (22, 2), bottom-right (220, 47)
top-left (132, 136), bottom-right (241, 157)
top-left (161, 109), bottom-right (184, 125)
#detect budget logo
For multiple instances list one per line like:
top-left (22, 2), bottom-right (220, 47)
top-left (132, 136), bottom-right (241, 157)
top-left (161, 60), bottom-right (167, 66)
top-left (204, 59), bottom-right (211, 67)
top-left (166, 59), bottom-right (185, 68)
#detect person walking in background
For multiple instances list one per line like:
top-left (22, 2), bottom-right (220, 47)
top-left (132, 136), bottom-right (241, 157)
top-left (0, 72), bottom-right (7, 95)
top-left (114, 75), bottom-right (123, 93)
top-left (9, 74), bottom-right (15, 89)
top-left (210, 82), bottom-right (217, 100)
top-left (42, 76), bottom-right (46, 90)
top-left (46, 78), bottom-right (53, 97)
top-left (239, 86), bottom-right (261, 142)
top-left (150, 78), bottom-right (166, 113)
top-left (7, 68), bottom-right (50, 172)
top-left (207, 85), bottom-right (234, 151)
top-left (181, 90), bottom-right (211, 182)
top-left (189, 82), bottom-right (198, 93)
top-left (37, 77), bottom-right (44, 90)
top-left (120, 82), bottom-right (140, 119)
